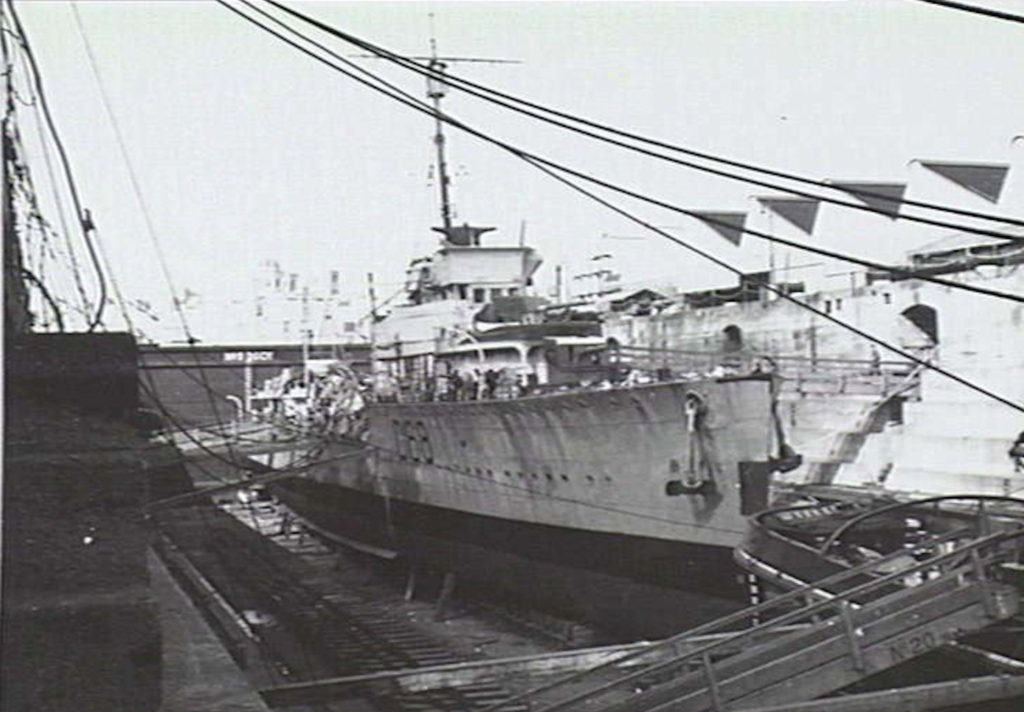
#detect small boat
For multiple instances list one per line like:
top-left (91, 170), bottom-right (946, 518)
top-left (737, 490), bottom-right (1024, 592)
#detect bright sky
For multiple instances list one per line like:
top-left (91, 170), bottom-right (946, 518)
top-left (13, 0), bottom-right (1024, 342)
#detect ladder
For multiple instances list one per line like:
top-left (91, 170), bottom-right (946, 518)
top-left (483, 526), bottom-right (1023, 712)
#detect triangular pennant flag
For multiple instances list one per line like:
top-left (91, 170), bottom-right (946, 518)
top-left (832, 182), bottom-right (906, 219)
top-left (756, 197), bottom-right (820, 234)
top-left (919, 161), bottom-right (1009, 203)
top-left (692, 211), bottom-right (747, 246)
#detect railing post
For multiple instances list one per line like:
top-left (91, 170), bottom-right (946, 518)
top-left (976, 499), bottom-right (991, 537)
top-left (970, 546), bottom-right (987, 582)
top-left (701, 651), bottom-right (723, 712)
top-left (838, 601), bottom-right (866, 672)
top-left (805, 592), bottom-right (822, 623)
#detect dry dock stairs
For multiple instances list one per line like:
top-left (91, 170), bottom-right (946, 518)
top-left (241, 519), bottom-right (1024, 711)
top-left (466, 525), bottom-right (1024, 712)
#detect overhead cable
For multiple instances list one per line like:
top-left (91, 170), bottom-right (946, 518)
top-left (70, 3), bottom-right (244, 454)
top-left (6, 0), bottom-right (107, 331)
top-left (263, 0), bottom-right (1024, 237)
top-left (221, 0), bottom-right (1024, 307)
top-left (218, 0), bottom-right (1024, 415)
top-left (912, 0), bottom-right (1024, 25)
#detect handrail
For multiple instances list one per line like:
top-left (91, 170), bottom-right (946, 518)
top-left (480, 526), bottom-right (1024, 712)
top-left (613, 344), bottom-right (903, 366)
top-left (529, 529), bottom-right (1022, 712)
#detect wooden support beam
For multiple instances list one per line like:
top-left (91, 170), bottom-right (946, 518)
top-left (403, 566), bottom-right (417, 602)
top-left (434, 571), bottom-right (456, 621)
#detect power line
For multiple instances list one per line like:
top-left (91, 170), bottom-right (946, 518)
top-left (912, 0), bottom-right (1024, 25)
top-left (5, 0), bottom-right (107, 331)
top-left (68, 1), bottom-right (191, 338)
top-left (217, 0), bottom-right (1024, 416)
top-left (264, 0), bottom-right (1024, 237)
top-left (68, 4), bottom-right (250, 464)
top-left (220, 1), bottom-right (1024, 308)
top-left (523, 152), bottom-right (1024, 305)
top-left (13, 38), bottom-right (93, 321)
top-left (18, 266), bottom-right (65, 331)
top-left (524, 157), bottom-right (1024, 415)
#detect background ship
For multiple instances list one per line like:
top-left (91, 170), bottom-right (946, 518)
top-left (602, 231), bottom-right (1024, 501)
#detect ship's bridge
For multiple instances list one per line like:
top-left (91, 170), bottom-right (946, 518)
top-left (406, 224), bottom-right (542, 306)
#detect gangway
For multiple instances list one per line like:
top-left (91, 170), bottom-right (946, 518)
top-left (481, 526), bottom-right (1024, 712)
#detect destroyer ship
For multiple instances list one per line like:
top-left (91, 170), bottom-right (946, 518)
top-left (240, 14), bottom-right (1024, 638)
top-left (241, 54), bottom-right (806, 637)
top-left (250, 222), bottom-right (801, 638)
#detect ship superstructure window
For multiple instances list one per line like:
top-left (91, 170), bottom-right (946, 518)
top-left (491, 288), bottom-right (503, 300)
top-left (473, 288), bottom-right (485, 303)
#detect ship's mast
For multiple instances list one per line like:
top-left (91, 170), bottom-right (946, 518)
top-left (420, 24), bottom-right (517, 244)
top-left (426, 38), bottom-right (453, 235)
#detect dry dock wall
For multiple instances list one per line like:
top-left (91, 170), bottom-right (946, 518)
top-left (2, 333), bottom-right (192, 712)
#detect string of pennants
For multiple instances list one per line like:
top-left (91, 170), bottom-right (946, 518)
top-left (691, 161), bottom-right (1009, 246)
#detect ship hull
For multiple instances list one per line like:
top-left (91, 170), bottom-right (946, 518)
top-left (260, 375), bottom-right (780, 638)
top-left (272, 474), bottom-right (746, 638)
